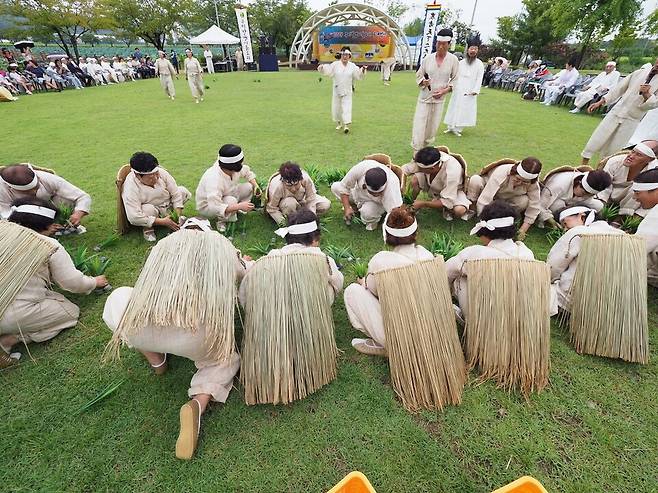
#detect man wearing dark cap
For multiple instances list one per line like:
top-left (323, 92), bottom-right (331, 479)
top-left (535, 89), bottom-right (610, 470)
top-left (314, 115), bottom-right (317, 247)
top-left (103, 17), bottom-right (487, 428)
top-left (411, 28), bottom-right (460, 151)
top-left (330, 159), bottom-right (403, 230)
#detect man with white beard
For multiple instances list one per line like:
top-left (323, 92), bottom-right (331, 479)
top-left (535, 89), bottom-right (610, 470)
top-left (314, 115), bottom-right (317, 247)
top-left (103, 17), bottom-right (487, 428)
top-left (569, 61), bottom-right (620, 113)
top-left (443, 34), bottom-right (484, 137)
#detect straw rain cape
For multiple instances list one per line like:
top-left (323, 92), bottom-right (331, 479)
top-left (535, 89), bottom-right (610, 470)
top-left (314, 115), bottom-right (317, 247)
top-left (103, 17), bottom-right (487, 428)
top-left (240, 252), bottom-right (338, 405)
top-left (108, 230), bottom-right (238, 361)
top-left (0, 220), bottom-right (58, 320)
top-left (569, 234), bottom-right (648, 363)
top-left (376, 257), bottom-right (466, 411)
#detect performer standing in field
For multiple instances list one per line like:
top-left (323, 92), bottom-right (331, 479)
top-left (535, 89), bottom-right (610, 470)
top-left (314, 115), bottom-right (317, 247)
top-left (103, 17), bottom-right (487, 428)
top-left (154, 51), bottom-right (177, 100)
top-left (443, 34), bottom-right (485, 137)
top-left (582, 58), bottom-right (658, 165)
top-left (203, 45), bottom-right (214, 74)
top-left (184, 49), bottom-right (205, 104)
top-left (380, 57), bottom-right (397, 86)
top-left (317, 46), bottom-right (367, 134)
top-left (411, 28), bottom-right (460, 151)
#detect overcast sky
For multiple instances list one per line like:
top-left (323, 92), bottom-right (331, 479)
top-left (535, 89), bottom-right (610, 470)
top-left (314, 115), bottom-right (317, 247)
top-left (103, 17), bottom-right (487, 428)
top-left (304, 0), bottom-right (658, 42)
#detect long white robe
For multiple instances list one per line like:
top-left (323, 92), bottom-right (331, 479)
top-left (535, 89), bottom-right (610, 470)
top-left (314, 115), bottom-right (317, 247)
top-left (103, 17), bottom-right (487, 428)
top-left (344, 244), bottom-right (434, 348)
top-left (628, 108), bottom-right (658, 146)
top-left (317, 61), bottom-right (365, 124)
top-left (547, 221), bottom-right (623, 310)
top-left (443, 57), bottom-right (484, 129)
top-left (636, 204), bottom-right (658, 287)
top-left (574, 70), bottom-right (621, 108)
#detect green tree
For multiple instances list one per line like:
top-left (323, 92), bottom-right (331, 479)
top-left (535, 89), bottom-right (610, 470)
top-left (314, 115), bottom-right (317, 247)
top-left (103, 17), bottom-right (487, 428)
top-left (249, 0), bottom-right (312, 56)
top-left (646, 8), bottom-right (658, 36)
top-left (547, 0), bottom-right (643, 67)
top-left (107, 0), bottom-right (195, 51)
top-left (403, 17), bottom-right (423, 37)
top-left (188, 0), bottom-right (238, 36)
top-left (5, 0), bottom-right (113, 59)
top-left (81, 31), bottom-right (99, 47)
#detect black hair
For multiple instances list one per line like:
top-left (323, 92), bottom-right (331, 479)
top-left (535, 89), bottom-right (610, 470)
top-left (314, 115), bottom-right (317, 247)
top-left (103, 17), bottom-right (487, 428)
top-left (364, 167), bottom-right (387, 192)
top-left (8, 197), bottom-right (56, 232)
top-left (0, 164), bottom-right (35, 187)
top-left (475, 200), bottom-right (519, 239)
top-left (218, 144), bottom-right (244, 171)
top-left (415, 147), bottom-right (441, 167)
top-left (554, 202), bottom-right (600, 224)
top-left (385, 206), bottom-right (417, 246)
top-left (567, 57), bottom-right (578, 67)
top-left (285, 209), bottom-right (320, 246)
top-left (129, 152), bottom-right (159, 173)
top-left (279, 162), bottom-right (303, 183)
top-left (635, 168), bottom-right (658, 184)
top-left (576, 170), bottom-right (612, 193)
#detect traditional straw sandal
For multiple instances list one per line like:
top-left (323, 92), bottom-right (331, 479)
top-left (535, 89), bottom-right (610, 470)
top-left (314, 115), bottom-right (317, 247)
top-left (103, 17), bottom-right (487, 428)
top-left (0, 351), bottom-right (18, 369)
top-left (351, 338), bottom-right (388, 357)
top-left (150, 354), bottom-right (168, 376)
top-left (176, 399), bottom-right (201, 460)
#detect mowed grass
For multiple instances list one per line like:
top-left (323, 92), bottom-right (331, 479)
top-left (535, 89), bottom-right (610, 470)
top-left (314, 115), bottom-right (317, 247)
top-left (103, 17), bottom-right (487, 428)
top-left (2, 70), bottom-right (657, 493)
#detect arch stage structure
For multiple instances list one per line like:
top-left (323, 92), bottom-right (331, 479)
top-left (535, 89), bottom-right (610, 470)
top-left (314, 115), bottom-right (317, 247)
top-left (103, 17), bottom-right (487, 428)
top-left (289, 3), bottom-right (412, 69)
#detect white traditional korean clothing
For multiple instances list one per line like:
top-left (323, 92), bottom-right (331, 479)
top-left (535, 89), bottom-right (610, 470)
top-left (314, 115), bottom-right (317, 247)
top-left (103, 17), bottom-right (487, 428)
top-left (317, 61), bottom-right (365, 125)
top-left (443, 57), bottom-right (484, 131)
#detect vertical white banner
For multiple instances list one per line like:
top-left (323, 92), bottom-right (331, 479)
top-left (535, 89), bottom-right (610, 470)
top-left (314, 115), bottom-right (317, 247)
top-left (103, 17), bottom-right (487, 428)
top-left (418, 3), bottom-right (442, 66)
top-left (235, 7), bottom-right (254, 63)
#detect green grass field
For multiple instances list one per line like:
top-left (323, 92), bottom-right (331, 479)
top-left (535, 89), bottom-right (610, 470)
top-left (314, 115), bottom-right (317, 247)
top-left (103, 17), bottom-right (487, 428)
top-left (2, 70), bottom-right (657, 493)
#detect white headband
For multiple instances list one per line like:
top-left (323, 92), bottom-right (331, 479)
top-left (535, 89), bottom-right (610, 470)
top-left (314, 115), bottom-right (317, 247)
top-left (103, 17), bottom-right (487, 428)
top-left (516, 163), bottom-right (539, 180)
top-left (632, 181), bottom-right (658, 191)
top-left (559, 206), bottom-right (595, 225)
top-left (275, 221), bottom-right (318, 238)
top-left (416, 158), bottom-right (440, 169)
top-left (382, 216), bottom-right (418, 241)
top-left (436, 36), bottom-right (452, 42)
top-left (10, 204), bottom-right (56, 219)
top-left (580, 173), bottom-right (598, 194)
top-left (134, 166), bottom-right (160, 175)
top-left (469, 216), bottom-right (515, 236)
top-left (634, 142), bottom-right (656, 159)
top-left (0, 164), bottom-right (38, 191)
top-left (341, 50), bottom-right (352, 55)
top-left (181, 217), bottom-right (212, 232)
top-left (218, 152), bottom-right (244, 165)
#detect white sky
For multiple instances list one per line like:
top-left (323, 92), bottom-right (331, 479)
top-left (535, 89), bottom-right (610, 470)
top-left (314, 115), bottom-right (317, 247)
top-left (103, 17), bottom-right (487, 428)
top-left (305, 0), bottom-right (658, 42)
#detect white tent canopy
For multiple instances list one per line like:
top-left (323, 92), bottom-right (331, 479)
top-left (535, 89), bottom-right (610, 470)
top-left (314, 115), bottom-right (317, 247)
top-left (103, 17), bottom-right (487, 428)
top-left (189, 25), bottom-right (240, 45)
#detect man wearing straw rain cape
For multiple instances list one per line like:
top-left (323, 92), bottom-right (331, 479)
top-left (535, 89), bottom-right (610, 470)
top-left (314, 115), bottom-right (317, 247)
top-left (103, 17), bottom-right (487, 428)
top-left (632, 168), bottom-right (658, 287)
top-left (0, 163), bottom-right (92, 227)
top-left (0, 198), bottom-right (108, 368)
top-left (547, 205), bottom-right (623, 311)
top-left (103, 217), bottom-right (247, 460)
top-left (344, 206), bottom-right (433, 356)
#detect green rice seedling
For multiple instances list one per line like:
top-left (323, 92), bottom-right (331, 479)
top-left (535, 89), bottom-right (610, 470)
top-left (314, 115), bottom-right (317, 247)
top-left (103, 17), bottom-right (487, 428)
top-left (67, 246), bottom-right (89, 271)
top-left (56, 203), bottom-right (74, 226)
top-left (223, 221), bottom-right (237, 239)
top-left (76, 379), bottom-right (126, 414)
top-left (600, 203), bottom-right (620, 223)
top-left (351, 215), bottom-right (365, 226)
top-left (429, 232), bottom-right (463, 260)
top-left (168, 209), bottom-right (180, 224)
top-left (93, 233), bottom-right (120, 252)
top-left (85, 256), bottom-right (111, 277)
top-left (351, 261), bottom-right (368, 278)
top-left (324, 243), bottom-right (357, 268)
top-left (247, 237), bottom-right (277, 257)
top-left (305, 164), bottom-right (322, 184)
top-left (546, 228), bottom-right (564, 246)
top-left (402, 185), bottom-right (415, 206)
top-left (321, 168), bottom-right (347, 185)
top-left (620, 215), bottom-right (642, 234)
top-left (252, 178), bottom-right (269, 208)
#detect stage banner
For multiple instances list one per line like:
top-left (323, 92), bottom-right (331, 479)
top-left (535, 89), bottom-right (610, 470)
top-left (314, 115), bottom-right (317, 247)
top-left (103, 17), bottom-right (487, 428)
top-left (235, 7), bottom-right (254, 63)
top-left (313, 26), bottom-right (394, 63)
top-left (418, 3), bottom-right (442, 65)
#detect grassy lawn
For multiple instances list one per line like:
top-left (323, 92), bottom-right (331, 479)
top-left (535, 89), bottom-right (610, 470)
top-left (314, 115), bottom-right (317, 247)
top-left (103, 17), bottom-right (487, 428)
top-left (2, 70), bottom-right (657, 493)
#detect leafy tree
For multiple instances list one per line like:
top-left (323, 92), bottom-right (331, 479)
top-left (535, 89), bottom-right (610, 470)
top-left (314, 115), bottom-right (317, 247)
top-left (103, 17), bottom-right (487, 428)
top-left (249, 0), bottom-right (312, 56)
top-left (646, 8), bottom-right (658, 36)
top-left (107, 0), bottom-right (195, 50)
top-left (81, 32), bottom-right (99, 47)
top-left (404, 17), bottom-right (423, 37)
top-left (5, 0), bottom-right (113, 59)
top-left (547, 0), bottom-right (643, 67)
top-left (188, 0), bottom-right (238, 36)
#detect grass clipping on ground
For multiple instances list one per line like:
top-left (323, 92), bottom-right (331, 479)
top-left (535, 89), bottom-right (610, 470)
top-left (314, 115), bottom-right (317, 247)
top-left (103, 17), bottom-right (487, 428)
top-left (376, 257), bottom-right (467, 411)
top-left (107, 230), bottom-right (238, 361)
top-left (465, 258), bottom-right (551, 397)
top-left (569, 234), bottom-right (648, 364)
top-left (240, 252), bottom-right (338, 405)
top-left (0, 221), bottom-right (58, 320)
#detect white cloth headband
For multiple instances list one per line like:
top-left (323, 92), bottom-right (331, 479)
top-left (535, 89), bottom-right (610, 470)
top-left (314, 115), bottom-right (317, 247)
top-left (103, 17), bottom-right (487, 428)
top-left (632, 181), bottom-right (658, 191)
top-left (436, 36), bottom-right (452, 42)
top-left (218, 152), bottom-right (244, 164)
top-left (382, 213), bottom-right (418, 241)
top-left (275, 221), bottom-right (318, 238)
top-left (1, 164), bottom-right (38, 191)
top-left (10, 204), bottom-right (56, 219)
top-left (516, 164), bottom-right (539, 180)
top-left (634, 142), bottom-right (656, 159)
top-left (416, 158), bottom-right (440, 169)
top-left (559, 206), bottom-right (595, 226)
top-left (469, 216), bottom-right (515, 236)
top-left (580, 173), bottom-right (598, 194)
top-left (181, 217), bottom-right (212, 232)
top-left (134, 166), bottom-right (160, 175)
top-left (341, 49), bottom-right (352, 55)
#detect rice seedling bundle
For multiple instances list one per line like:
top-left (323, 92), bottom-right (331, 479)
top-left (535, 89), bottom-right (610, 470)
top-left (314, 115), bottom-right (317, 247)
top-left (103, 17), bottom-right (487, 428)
top-left (376, 258), bottom-right (466, 411)
top-left (465, 258), bottom-right (551, 397)
top-left (620, 216), bottom-right (642, 234)
top-left (0, 221), bottom-right (57, 320)
top-left (569, 234), bottom-right (648, 364)
top-left (600, 203), bottom-right (620, 223)
top-left (108, 230), bottom-right (237, 361)
top-left (240, 252), bottom-right (338, 405)
top-left (429, 232), bottom-right (464, 260)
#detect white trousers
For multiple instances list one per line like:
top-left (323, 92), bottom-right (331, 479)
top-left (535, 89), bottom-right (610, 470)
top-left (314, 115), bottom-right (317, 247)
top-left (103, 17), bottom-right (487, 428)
top-left (411, 101), bottom-right (444, 151)
top-left (332, 93), bottom-right (353, 124)
top-left (103, 287), bottom-right (240, 402)
top-left (581, 114), bottom-right (639, 160)
top-left (187, 73), bottom-right (205, 99)
top-left (205, 58), bottom-right (214, 74)
top-left (210, 183), bottom-right (253, 226)
top-left (574, 87), bottom-right (599, 109)
top-left (344, 284), bottom-right (386, 347)
top-left (159, 74), bottom-right (175, 97)
top-left (543, 85), bottom-right (562, 104)
top-left (330, 182), bottom-right (386, 226)
top-left (278, 195), bottom-right (331, 218)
